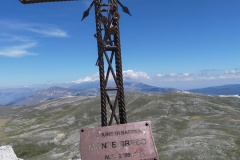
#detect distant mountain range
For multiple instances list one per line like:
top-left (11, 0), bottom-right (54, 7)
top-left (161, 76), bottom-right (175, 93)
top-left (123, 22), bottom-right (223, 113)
top-left (0, 82), bottom-right (239, 106)
top-left (188, 84), bottom-right (240, 95)
top-left (0, 88), bottom-right (37, 106)
top-left (6, 86), bottom-right (99, 106)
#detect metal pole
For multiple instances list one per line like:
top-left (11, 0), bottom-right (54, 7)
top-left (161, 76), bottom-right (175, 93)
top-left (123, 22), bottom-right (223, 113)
top-left (112, 0), bottom-right (126, 124)
top-left (94, 0), bottom-right (127, 126)
top-left (94, 0), bottom-right (107, 127)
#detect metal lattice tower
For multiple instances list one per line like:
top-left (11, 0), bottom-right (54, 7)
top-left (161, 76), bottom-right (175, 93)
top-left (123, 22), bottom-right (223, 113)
top-left (20, 0), bottom-right (131, 127)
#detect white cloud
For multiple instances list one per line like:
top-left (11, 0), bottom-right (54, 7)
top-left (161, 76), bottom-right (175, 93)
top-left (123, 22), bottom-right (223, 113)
top-left (0, 42), bottom-right (37, 58)
top-left (156, 74), bottom-right (165, 77)
top-left (123, 70), bottom-right (151, 80)
top-left (155, 72), bottom-right (191, 81)
top-left (73, 73), bottom-right (99, 84)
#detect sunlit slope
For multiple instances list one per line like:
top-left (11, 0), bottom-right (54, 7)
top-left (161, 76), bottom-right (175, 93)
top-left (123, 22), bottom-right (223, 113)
top-left (0, 92), bottom-right (240, 160)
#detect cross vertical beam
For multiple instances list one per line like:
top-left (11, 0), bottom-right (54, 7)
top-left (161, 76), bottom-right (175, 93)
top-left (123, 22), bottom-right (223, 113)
top-left (94, 0), bottom-right (107, 126)
top-left (94, 0), bottom-right (127, 126)
top-left (112, 0), bottom-right (126, 125)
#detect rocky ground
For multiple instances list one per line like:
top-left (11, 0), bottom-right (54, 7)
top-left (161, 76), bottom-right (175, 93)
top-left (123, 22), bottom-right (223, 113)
top-left (0, 92), bottom-right (240, 160)
top-left (0, 145), bottom-right (23, 160)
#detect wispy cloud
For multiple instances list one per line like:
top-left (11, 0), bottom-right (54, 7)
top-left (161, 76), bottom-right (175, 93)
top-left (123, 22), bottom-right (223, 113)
top-left (0, 35), bottom-right (32, 43)
top-left (0, 20), bottom-right (68, 58)
top-left (0, 34), bottom-right (37, 58)
top-left (25, 27), bottom-right (69, 38)
top-left (0, 20), bottom-right (69, 38)
top-left (0, 42), bottom-right (37, 58)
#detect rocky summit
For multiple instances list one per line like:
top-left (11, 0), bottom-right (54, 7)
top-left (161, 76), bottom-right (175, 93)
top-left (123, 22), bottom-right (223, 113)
top-left (0, 92), bottom-right (240, 160)
top-left (0, 145), bottom-right (23, 160)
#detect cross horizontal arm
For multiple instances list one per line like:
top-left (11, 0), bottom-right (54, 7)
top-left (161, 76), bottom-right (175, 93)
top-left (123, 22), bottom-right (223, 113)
top-left (20, 0), bottom-right (79, 4)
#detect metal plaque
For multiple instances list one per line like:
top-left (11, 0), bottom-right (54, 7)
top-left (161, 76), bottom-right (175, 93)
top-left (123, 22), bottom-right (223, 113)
top-left (80, 121), bottom-right (159, 160)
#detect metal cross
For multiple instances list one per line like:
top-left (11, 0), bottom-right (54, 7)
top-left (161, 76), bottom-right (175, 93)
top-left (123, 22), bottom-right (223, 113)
top-left (20, 0), bottom-right (131, 127)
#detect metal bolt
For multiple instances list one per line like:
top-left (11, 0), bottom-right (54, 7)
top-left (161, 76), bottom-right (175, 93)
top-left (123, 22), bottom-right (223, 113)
top-left (113, 12), bottom-right (120, 21)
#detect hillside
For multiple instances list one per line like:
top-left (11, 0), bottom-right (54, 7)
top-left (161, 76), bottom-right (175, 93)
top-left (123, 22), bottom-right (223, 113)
top-left (0, 92), bottom-right (240, 160)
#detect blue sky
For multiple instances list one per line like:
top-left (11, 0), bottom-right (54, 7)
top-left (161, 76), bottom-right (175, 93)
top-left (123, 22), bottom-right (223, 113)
top-left (0, 0), bottom-right (239, 89)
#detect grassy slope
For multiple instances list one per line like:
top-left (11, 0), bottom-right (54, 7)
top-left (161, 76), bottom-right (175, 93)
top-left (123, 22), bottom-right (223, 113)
top-left (0, 92), bottom-right (240, 160)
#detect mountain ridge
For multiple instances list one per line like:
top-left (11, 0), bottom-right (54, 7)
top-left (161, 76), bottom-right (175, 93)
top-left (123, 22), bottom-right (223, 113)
top-left (0, 82), bottom-right (178, 106)
top-left (1, 82), bottom-right (240, 106)
top-left (188, 84), bottom-right (240, 95)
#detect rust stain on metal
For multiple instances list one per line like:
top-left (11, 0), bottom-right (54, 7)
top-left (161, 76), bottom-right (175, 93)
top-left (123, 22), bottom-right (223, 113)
top-left (80, 121), bottom-right (159, 160)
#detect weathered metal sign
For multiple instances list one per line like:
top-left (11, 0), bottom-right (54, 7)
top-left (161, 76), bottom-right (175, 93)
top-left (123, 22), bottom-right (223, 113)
top-left (80, 121), bottom-right (159, 160)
